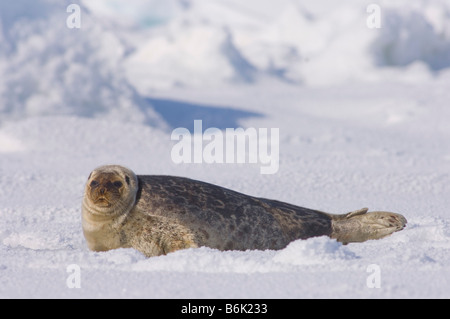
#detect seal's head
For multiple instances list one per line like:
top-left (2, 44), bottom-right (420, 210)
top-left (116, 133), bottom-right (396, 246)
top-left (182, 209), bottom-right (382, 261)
top-left (83, 165), bottom-right (138, 217)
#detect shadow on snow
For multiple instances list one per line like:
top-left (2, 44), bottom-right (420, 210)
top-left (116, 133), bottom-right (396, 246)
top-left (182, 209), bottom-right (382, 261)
top-left (146, 97), bottom-right (263, 132)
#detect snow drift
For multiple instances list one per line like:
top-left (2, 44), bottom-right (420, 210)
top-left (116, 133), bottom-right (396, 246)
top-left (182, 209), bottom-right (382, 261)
top-left (2, 0), bottom-right (450, 122)
top-left (1, 0), bottom-right (450, 299)
top-left (0, 0), bottom-right (162, 126)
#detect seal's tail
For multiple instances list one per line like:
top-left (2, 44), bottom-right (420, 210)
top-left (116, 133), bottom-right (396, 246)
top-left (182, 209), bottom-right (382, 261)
top-left (329, 208), bottom-right (407, 244)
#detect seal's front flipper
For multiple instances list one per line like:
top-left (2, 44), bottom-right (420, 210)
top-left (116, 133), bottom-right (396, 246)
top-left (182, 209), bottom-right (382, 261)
top-left (331, 209), bottom-right (407, 244)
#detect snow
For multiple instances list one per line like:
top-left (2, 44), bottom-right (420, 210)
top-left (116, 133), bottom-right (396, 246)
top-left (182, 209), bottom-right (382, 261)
top-left (1, 0), bottom-right (450, 299)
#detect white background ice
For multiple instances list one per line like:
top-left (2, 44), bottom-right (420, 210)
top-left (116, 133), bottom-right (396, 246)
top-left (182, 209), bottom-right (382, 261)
top-left (1, 0), bottom-right (449, 298)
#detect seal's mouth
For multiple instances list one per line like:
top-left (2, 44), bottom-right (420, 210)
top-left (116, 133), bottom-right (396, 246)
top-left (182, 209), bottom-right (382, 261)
top-left (87, 172), bottom-right (126, 210)
top-left (94, 197), bottom-right (112, 207)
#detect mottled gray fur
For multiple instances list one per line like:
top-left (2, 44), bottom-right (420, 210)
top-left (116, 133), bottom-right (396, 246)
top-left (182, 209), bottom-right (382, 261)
top-left (82, 165), bottom-right (407, 257)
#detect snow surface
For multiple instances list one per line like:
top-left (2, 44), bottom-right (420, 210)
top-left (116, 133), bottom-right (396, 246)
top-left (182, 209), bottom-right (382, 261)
top-left (1, 0), bottom-right (450, 299)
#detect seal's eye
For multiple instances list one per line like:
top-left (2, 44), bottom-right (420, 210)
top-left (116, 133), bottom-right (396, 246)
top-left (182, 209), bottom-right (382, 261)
top-left (90, 180), bottom-right (99, 188)
top-left (113, 181), bottom-right (123, 188)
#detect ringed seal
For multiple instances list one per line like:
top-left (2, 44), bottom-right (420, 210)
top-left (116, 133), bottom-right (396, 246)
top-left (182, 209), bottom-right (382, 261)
top-left (82, 165), bottom-right (407, 257)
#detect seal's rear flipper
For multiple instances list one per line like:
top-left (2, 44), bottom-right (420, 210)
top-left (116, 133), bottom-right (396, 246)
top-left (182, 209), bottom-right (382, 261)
top-left (330, 207), bottom-right (368, 221)
top-left (344, 207), bottom-right (369, 218)
top-left (330, 209), bottom-right (407, 244)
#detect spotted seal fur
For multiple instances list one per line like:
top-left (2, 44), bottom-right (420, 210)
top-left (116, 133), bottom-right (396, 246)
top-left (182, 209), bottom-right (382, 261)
top-left (81, 165), bottom-right (407, 257)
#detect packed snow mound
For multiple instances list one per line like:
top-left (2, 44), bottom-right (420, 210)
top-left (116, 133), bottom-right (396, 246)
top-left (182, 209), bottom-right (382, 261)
top-left (125, 21), bottom-right (257, 91)
top-left (0, 0), bottom-right (162, 126)
top-left (120, 0), bottom-right (450, 91)
top-left (128, 237), bottom-right (357, 273)
top-left (2, 0), bottom-right (450, 122)
top-left (372, 2), bottom-right (450, 70)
